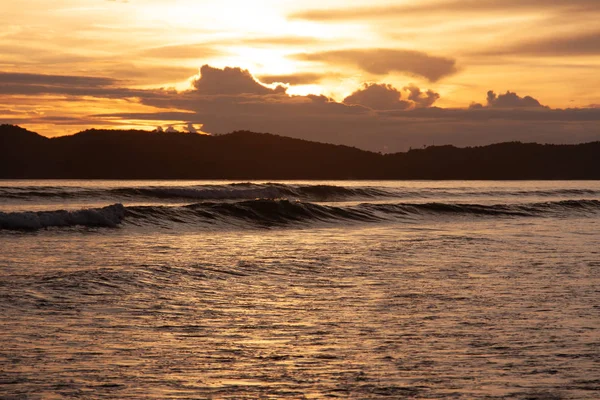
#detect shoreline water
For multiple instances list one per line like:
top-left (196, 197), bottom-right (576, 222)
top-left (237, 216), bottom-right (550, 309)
top-left (1, 180), bottom-right (599, 398)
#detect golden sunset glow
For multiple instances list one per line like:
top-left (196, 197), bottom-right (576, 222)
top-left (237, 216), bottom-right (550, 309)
top-left (1, 0), bottom-right (599, 150)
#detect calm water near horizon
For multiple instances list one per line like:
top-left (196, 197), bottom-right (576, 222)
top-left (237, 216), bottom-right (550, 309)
top-left (1, 180), bottom-right (599, 399)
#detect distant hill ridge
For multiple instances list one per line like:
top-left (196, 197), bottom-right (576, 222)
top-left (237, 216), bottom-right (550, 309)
top-left (1, 124), bottom-right (599, 179)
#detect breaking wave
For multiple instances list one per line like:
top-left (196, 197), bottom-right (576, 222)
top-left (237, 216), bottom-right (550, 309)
top-left (2, 199), bottom-right (599, 231)
top-left (0, 204), bottom-right (126, 230)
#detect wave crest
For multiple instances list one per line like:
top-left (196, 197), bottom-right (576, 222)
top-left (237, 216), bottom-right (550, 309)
top-left (126, 199), bottom-right (600, 227)
top-left (2, 199), bottom-right (599, 231)
top-left (0, 184), bottom-right (393, 202)
top-left (0, 204), bottom-right (126, 230)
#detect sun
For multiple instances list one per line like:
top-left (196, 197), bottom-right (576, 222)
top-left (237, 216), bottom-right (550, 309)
top-left (133, 0), bottom-right (335, 91)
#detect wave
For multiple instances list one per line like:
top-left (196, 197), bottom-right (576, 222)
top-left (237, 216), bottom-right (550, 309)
top-left (2, 199), bottom-right (599, 231)
top-left (0, 187), bottom-right (96, 199)
top-left (0, 183), bottom-right (392, 202)
top-left (1, 184), bottom-right (599, 203)
top-left (469, 188), bottom-right (600, 197)
top-left (0, 204), bottom-right (125, 230)
top-left (109, 184), bottom-right (395, 201)
top-left (375, 199), bottom-right (600, 216)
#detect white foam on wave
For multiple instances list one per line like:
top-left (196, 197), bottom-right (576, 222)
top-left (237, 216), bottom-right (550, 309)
top-left (0, 203), bottom-right (126, 230)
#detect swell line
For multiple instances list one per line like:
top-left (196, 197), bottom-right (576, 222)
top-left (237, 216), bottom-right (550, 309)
top-left (2, 199), bottom-right (599, 231)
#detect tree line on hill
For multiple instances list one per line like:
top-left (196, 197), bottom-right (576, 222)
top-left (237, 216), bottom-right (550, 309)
top-left (1, 124), bottom-right (599, 179)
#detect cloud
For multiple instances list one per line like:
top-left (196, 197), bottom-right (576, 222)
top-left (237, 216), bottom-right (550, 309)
top-left (294, 49), bottom-right (457, 82)
top-left (4, 66), bottom-right (599, 153)
top-left (0, 63), bottom-right (197, 88)
top-left (99, 64), bottom-right (199, 84)
top-left (404, 85), bottom-right (440, 108)
top-left (0, 71), bottom-right (190, 102)
top-left (140, 44), bottom-right (223, 59)
top-left (0, 109), bottom-right (28, 115)
top-left (343, 83), bottom-right (412, 110)
top-left (95, 105), bottom-right (600, 153)
top-left (242, 36), bottom-right (324, 46)
top-left (101, 65), bottom-right (599, 152)
top-left (192, 65), bottom-right (286, 95)
top-left (289, 0), bottom-right (599, 21)
top-left (185, 123), bottom-right (198, 133)
top-left (258, 73), bottom-right (327, 85)
top-left (0, 72), bottom-right (117, 87)
top-left (0, 82), bottom-right (144, 98)
top-left (469, 90), bottom-right (546, 109)
top-left (341, 83), bottom-right (448, 111)
top-left (480, 31), bottom-right (600, 56)
top-left (0, 71), bottom-right (150, 98)
top-left (3, 115), bottom-right (124, 126)
top-left (138, 75), bottom-right (600, 152)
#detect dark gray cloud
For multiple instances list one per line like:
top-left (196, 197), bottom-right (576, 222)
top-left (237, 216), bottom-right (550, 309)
top-left (96, 104), bottom-right (600, 153)
top-left (193, 65), bottom-right (286, 95)
top-left (0, 71), bottom-right (176, 100)
top-left (487, 90), bottom-right (545, 108)
top-left (0, 63), bottom-right (196, 87)
top-left (3, 115), bottom-right (125, 127)
top-left (3, 66), bottom-right (599, 152)
top-left (0, 72), bottom-right (117, 87)
top-left (294, 49), bottom-right (457, 82)
top-left (290, 0), bottom-right (599, 20)
top-left (343, 83), bottom-right (412, 110)
top-left (103, 73), bottom-right (600, 152)
top-left (0, 83), bottom-right (147, 98)
top-left (404, 85), bottom-right (440, 108)
top-left (384, 106), bottom-right (600, 122)
top-left (469, 90), bottom-right (546, 109)
top-left (100, 64), bottom-right (198, 84)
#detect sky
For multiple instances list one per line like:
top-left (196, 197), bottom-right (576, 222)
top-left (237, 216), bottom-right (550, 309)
top-left (1, 0), bottom-right (599, 152)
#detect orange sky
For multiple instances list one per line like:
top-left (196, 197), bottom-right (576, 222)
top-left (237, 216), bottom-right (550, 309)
top-left (0, 0), bottom-right (599, 151)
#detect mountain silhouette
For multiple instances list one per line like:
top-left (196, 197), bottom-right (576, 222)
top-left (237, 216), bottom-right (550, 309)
top-left (1, 124), bottom-right (599, 179)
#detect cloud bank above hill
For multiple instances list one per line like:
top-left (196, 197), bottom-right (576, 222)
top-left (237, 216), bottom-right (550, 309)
top-left (2, 65), bottom-right (600, 152)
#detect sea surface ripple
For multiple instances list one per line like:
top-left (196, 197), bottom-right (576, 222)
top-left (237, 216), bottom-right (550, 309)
top-left (1, 180), bottom-right (599, 399)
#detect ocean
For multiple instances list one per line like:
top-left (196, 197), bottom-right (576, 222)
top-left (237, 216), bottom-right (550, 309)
top-left (1, 180), bottom-right (599, 399)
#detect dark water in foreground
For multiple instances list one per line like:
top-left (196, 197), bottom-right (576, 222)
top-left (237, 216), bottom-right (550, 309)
top-left (1, 181), bottom-right (599, 399)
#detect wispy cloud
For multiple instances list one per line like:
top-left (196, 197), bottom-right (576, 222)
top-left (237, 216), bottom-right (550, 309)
top-left (139, 44), bottom-right (224, 59)
top-left (478, 31), bottom-right (600, 56)
top-left (289, 0), bottom-right (600, 21)
top-left (293, 49), bottom-right (457, 82)
top-left (0, 72), bottom-right (117, 87)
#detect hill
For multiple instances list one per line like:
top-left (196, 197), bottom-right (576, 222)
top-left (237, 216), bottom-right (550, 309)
top-left (1, 124), bottom-right (599, 179)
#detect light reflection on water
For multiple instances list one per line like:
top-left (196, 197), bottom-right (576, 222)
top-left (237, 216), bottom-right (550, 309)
top-left (0, 181), bottom-right (599, 398)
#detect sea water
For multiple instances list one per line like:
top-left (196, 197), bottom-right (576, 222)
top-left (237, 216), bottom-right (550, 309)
top-left (1, 180), bottom-right (599, 399)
